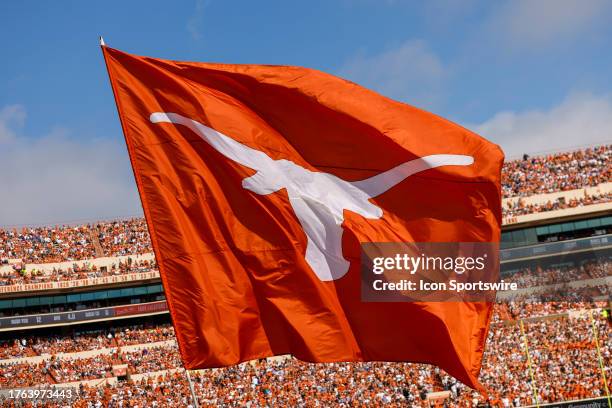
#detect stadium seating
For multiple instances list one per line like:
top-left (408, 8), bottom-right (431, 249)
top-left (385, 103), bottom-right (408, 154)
top-left (0, 306), bottom-right (609, 406)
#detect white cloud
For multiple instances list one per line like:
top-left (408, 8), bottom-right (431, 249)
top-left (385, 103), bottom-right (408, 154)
top-left (339, 40), bottom-right (447, 109)
top-left (0, 105), bottom-right (142, 226)
top-left (187, 0), bottom-right (207, 41)
top-left (0, 105), bottom-right (26, 143)
top-left (489, 0), bottom-right (611, 49)
top-left (467, 93), bottom-right (612, 158)
top-left (3, 92), bottom-right (611, 225)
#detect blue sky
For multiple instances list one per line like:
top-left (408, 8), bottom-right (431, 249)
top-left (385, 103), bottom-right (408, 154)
top-left (1, 0), bottom-right (612, 225)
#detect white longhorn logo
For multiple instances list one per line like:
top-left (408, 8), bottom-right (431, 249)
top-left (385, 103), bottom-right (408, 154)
top-left (150, 112), bottom-right (474, 281)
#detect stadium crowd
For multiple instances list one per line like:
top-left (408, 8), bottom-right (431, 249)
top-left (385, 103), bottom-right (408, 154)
top-left (0, 259), bottom-right (156, 287)
top-left (502, 145), bottom-right (610, 198)
top-left (0, 219), bottom-right (152, 264)
top-left (504, 300), bottom-right (608, 319)
top-left (0, 225), bottom-right (97, 264)
top-left (0, 305), bottom-right (609, 407)
top-left (124, 345), bottom-right (183, 374)
top-left (503, 191), bottom-right (612, 217)
top-left (96, 219), bottom-right (152, 257)
top-left (49, 353), bottom-right (118, 384)
top-left (500, 284), bottom-right (610, 306)
top-left (0, 323), bottom-right (174, 359)
top-left (503, 259), bottom-right (610, 288)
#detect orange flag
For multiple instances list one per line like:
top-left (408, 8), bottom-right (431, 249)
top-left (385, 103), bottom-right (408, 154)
top-left (102, 45), bottom-right (503, 389)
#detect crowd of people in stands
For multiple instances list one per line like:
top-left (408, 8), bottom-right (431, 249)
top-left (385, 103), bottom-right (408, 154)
top-left (524, 316), bottom-right (609, 402)
top-left (0, 219), bottom-right (153, 264)
top-left (0, 305), bottom-right (609, 407)
top-left (0, 323), bottom-right (174, 359)
top-left (504, 191), bottom-right (612, 217)
top-left (502, 145), bottom-right (610, 198)
top-left (49, 353), bottom-right (118, 383)
top-left (503, 259), bottom-right (610, 288)
top-left (0, 360), bottom-right (49, 389)
top-left (114, 324), bottom-right (175, 347)
top-left (124, 345), bottom-right (183, 374)
top-left (478, 313), bottom-right (610, 406)
top-left (504, 301), bottom-right (606, 319)
top-left (0, 259), bottom-right (156, 287)
top-left (24, 332), bottom-right (114, 357)
top-left (500, 284), bottom-right (610, 305)
top-left (0, 224), bottom-right (97, 264)
top-left (96, 219), bottom-right (152, 258)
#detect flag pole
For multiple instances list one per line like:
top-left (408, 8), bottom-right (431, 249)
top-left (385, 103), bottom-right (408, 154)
top-left (589, 310), bottom-right (611, 408)
top-left (520, 319), bottom-right (540, 408)
top-left (185, 368), bottom-right (200, 408)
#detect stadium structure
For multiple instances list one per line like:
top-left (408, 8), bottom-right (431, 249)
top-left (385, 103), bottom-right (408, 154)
top-left (0, 145), bottom-right (609, 407)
